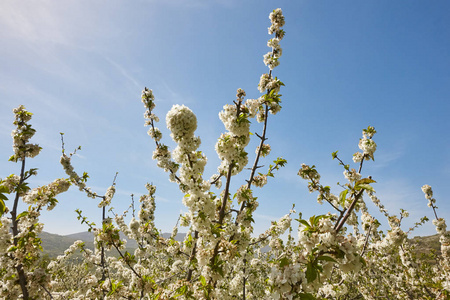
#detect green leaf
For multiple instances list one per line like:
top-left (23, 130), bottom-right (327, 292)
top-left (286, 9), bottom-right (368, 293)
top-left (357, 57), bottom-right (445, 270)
top-left (355, 183), bottom-right (374, 192)
top-left (0, 193), bottom-right (8, 201)
top-left (16, 211), bottom-right (29, 220)
top-left (299, 293), bottom-right (317, 300)
top-left (317, 255), bottom-right (337, 263)
top-left (339, 189), bottom-right (348, 207)
top-left (279, 257), bottom-right (290, 268)
top-left (274, 157), bottom-right (287, 167)
top-left (217, 265), bottom-right (225, 277)
top-left (0, 185), bottom-right (9, 193)
top-left (0, 200), bottom-right (5, 215)
top-left (305, 262), bottom-right (317, 283)
top-left (185, 233), bottom-right (193, 247)
top-left (200, 275), bottom-right (206, 286)
top-left (298, 219), bottom-right (310, 228)
top-left (311, 215), bottom-right (326, 226)
top-left (359, 255), bottom-right (367, 267)
top-left (356, 178), bottom-right (376, 185)
top-left (331, 151), bottom-right (338, 159)
top-left (331, 248), bottom-right (346, 259)
top-left (198, 211), bottom-right (207, 221)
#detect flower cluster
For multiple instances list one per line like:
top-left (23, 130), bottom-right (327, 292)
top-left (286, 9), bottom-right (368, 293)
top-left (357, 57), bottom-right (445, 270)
top-left (256, 143), bottom-right (271, 157)
top-left (97, 185), bottom-right (116, 208)
top-left (422, 184), bottom-right (437, 207)
top-left (60, 154), bottom-right (98, 198)
top-left (9, 105), bottom-right (41, 162)
top-left (343, 168), bottom-right (361, 182)
top-left (23, 178), bottom-right (70, 210)
top-left (258, 73), bottom-right (283, 94)
top-left (422, 185), bottom-right (450, 274)
top-left (354, 126), bottom-right (377, 162)
top-left (264, 8), bottom-right (285, 70)
top-left (142, 88), bottom-right (180, 182)
top-left (252, 174), bottom-right (268, 187)
top-left (166, 105), bottom-right (198, 142)
top-left (1, 174), bottom-right (21, 193)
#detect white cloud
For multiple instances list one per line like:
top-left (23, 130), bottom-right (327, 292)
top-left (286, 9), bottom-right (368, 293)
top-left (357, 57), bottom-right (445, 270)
top-left (0, 1), bottom-right (66, 44)
top-left (157, 80), bottom-right (196, 106)
top-left (254, 212), bottom-right (278, 222)
top-left (373, 146), bottom-right (405, 169)
top-left (104, 57), bottom-right (142, 89)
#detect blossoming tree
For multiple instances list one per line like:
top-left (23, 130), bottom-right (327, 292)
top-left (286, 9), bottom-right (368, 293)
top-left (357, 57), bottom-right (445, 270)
top-left (0, 8), bottom-right (449, 300)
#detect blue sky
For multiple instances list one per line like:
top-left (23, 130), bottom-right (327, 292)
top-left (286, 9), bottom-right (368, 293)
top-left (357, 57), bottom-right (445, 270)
top-left (1, 0), bottom-right (449, 237)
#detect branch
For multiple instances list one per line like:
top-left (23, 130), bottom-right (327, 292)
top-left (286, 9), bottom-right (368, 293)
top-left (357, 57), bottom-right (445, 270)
top-left (186, 230), bottom-right (199, 281)
top-left (10, 158), bottom-right (30, 300)
top-left (360, 222), bottom-right (373, 257)
top-left (335, 189), bottom-right (364, 232)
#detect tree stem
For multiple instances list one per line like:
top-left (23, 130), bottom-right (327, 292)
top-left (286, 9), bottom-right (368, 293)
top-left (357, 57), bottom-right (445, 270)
top-left (10, 158), bottom-right (30, 300)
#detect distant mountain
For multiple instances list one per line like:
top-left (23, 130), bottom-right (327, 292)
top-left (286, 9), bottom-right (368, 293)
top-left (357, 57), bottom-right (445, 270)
top-left (411, 233), bottom-right (443, 256)
top-left (162, 232), bottom-right (186, 241)
top-left (40, 231), bottom-right (186, 258)
top-left (39, 231), bottom-right (94, 258)
top-left (40, 231), bottom-right (446, 259)
top-left (64, 231), bottom-right (93, 241)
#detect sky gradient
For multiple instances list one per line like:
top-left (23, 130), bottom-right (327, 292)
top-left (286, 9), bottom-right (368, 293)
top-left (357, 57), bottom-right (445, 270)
top-left (1, 0), bottom-right (449, 237)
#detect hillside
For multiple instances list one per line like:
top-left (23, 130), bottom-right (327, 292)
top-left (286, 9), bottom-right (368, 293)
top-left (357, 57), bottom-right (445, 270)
top-left (40, 231), bottom-right (445, 259)
top-left (411, 233), bottom-right (443, 257)
top-left (40, 231), bottom-right (186, 258)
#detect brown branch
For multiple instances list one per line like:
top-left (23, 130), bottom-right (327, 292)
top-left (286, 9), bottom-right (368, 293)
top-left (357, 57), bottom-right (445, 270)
top-left (360, 222), bottom-right (373, 257)
top-left (10, 158), bottom-right (30, 300)
top-left (236, 104), bottom-right (270, 221)
top-left (335, 189), bottom-right (364, 232)
top-left (186, 230), bottom-right (199, 281)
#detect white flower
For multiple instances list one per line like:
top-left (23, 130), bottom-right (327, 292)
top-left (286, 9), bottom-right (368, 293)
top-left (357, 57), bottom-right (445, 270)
top-left (433, 218), bottom-right (447, 235)
top-left (358, 137), bottom-right (377, 158)
top-left (98, 185), bottom-right (115, 207)
top-left (352, 152), bottom-right (363, 163)
top-left (2, 174), bottom-right (20, 193)
top-left (171, 260), bottom-right (184, 272)
top-left (269, 8), bottom-right (285, 28)
top-left (343, 168), bottom-right (361, 182)
top-left (147, 127), bottom-right (162, 141)
top-left (166, 105), bottom-right (197, 141)
top-left (256, 144), bottom-right (271, 157)
top-left (218, 104), bottom-right (250, 136)
top-left (259, 73), bottom-right (271, 93)
top-left (421, 184), bottom-right (433, 198)
top-left (245, 98), bottom-right (262, 117)
top-left (263, 52), bottom-right (280, 70)
top-left (252, 175), bottom-right (267, 188)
